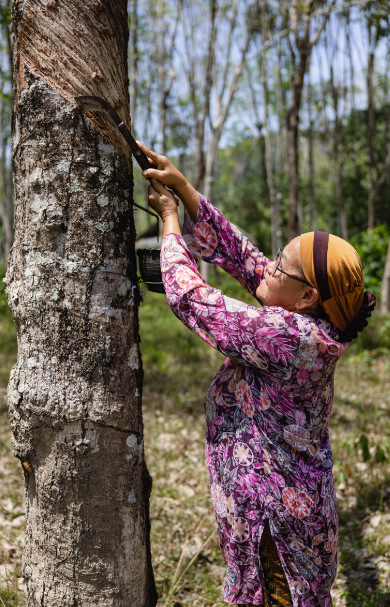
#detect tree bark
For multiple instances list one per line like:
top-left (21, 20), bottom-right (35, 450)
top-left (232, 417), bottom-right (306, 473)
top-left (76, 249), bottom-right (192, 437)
top-left (194, 0), bottom-right (217, 192)
top-left (0, 89), bottom-right (13, 262)
top-left (6, 1), bottom-right (156, 605)
top-left (329, 63), bottom-right (348, 240)
top-left (380, 240), bottom-right (390, 314)
top-left (274, 39), bottom-right (284, 249)
top-left (367, 26), bottom-right (376, 231)
top-left (260, 0), bottom-right (279, 257)
top-left (0, 8), bottom-right (13, 263)
top-left (286, 0), bottom-right (330, 240)
top-left (307, 78), bottom-right (315, 231)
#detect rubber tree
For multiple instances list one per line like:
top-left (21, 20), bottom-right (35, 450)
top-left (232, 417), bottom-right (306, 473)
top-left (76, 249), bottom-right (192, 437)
top-left (5, 0), bottom-right (156, 605)
top-left (0, 0), bottom-right (13, 262)
top-left (381, 240), bottom-right (390, 314)
top-left (284, 0), bottom-right (331, 240)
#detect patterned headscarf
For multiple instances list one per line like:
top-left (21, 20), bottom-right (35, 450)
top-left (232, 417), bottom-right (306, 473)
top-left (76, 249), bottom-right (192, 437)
top-left (300, 231), bottom-right (376, 342)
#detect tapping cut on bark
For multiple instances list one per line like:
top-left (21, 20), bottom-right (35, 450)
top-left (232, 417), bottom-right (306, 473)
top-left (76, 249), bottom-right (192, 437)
top-left (16, 0), bottom-right (133, 166)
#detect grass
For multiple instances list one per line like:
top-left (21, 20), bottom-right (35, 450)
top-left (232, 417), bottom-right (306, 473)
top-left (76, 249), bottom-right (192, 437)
top-left (0, 268), bottom-right (389, 606)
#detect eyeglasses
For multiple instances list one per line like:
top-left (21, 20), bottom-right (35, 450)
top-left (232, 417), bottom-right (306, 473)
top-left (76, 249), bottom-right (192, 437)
top-left (271, 248), bottom-right (311, 286)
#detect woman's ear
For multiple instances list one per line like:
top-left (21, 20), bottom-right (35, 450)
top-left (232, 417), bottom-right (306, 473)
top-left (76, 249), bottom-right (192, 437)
top-left (298, 286), bottom-right (319, 311)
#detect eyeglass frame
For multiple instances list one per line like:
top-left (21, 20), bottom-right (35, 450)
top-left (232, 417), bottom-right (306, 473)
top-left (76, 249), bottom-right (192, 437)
top-left (271, 247), bottom-right (312, 286)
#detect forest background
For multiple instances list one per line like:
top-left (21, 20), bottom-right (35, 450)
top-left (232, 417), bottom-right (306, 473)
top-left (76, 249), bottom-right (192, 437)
top-left (0, 0), bottom-right (390, 606)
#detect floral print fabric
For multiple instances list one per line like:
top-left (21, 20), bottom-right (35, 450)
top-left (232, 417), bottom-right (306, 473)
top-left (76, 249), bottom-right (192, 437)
top-left (161, 195), bottom-right (348, 606)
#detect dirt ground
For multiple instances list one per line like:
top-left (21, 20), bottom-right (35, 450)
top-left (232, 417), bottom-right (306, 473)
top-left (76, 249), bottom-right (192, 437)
top-left (1, 298), bottom-right (389, 606)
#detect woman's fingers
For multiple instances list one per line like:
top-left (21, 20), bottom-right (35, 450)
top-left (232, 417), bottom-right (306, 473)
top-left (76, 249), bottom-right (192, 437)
top-left (150, 178), bottom-right (167, 195)
top-left (148, 179), bottom-right (179, 207)
top-left (147, 184), bottom-right (158, 204)
top-left (142, 167), bottom-right (164, 181)
top-left (150, 180), bottom-right (179, 206)
top-left (147, 185), bottom-right (179, 219)
top-left (137, 141), bottom-right (168, 181)
top-left (137, 142), bottom-right (186, 192)
top-left (136, 141), bottom-right (160, 164)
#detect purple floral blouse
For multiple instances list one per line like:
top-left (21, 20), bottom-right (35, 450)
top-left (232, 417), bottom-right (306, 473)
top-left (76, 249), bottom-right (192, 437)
top-left (160, 194), bottom-right (348, 607)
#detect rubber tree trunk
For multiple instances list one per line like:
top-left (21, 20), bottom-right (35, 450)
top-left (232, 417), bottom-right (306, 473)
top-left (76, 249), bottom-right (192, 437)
top-left (287, 105), bottom-right (300, 240)
top-left (5, 1), bottom-right (157, 605)
top-left (285, 0), bottom-right (329, 241)
top-left (260, 0), bottom-right (279, 258)
top-left (329, 66), bottom-right (348, 241)
top-left (307, 82), bottom-right (316, 232)
top-left (367, 31), bottom-right (376, 231)
top-left (0, 47), bottom-right (13, 262)
top-left (380, 240), bottom-right (390, 314)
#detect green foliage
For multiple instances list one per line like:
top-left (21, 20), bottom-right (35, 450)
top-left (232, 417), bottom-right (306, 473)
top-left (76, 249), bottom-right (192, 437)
top-left (350, 225), bottom-right (389, 300)
top-left (345, 433), bottom-right (390, 465)
top-left (342, 107), bottom-right (390, 236)
top-left (213, 137), bottom-right (275, 254)
top-left (350, 313), bottom-right (390, 353)
top-left (0, 2), bottom-right (11, 28)
top-left (0, 571), bottom-right (20, 607)
top-left (0, 264), bottom-right (16, 387)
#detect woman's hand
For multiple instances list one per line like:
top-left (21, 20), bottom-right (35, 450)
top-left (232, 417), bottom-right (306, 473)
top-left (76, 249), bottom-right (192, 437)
top-left (148, 180), bottom-right (181, 237)
top-left (148, 179), bottom-right (178, 220)
top-left (136, 141), bottom-right (187, 191)
top-left (137, 140), bottom-right (200, 222)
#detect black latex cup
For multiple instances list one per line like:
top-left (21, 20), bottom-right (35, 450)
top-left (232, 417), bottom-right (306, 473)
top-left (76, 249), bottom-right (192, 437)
top-left (137, 248), bottom-right (165, 294)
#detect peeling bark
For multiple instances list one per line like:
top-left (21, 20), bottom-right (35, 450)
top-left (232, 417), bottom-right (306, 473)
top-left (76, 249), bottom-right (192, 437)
top-left (6, 1), bottom-right (156, 605)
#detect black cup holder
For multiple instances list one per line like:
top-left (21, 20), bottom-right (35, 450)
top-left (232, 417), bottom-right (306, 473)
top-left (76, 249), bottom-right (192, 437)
top-left (137, 248), bottom-right (165, 293)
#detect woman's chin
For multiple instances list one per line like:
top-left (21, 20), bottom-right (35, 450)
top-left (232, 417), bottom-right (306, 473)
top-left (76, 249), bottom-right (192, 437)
top-left (255, 284), bottom-right (267, 306)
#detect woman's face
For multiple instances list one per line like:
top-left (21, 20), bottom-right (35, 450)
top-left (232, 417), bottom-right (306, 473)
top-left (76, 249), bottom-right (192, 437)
top-left (256, 237), bottom-right (309, 310)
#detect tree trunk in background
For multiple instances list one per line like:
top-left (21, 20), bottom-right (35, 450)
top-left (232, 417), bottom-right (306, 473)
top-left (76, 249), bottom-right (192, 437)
top-left (381, 240), bottom-right (390, 314)
top-left (260, 1), bottom-right (279, 258)
top-left (367, 27), bottom-right (376, 231)
top-left (286, 1), bottom-right (311, 240)
top-left (287, 100), bottom-right (302, 240)
top-left (194, 0), bottom-right (217, 192)
top-left (6, 1), bottom-right (156, 605)
top-left (329, 64), bottom-right (348, 240)
top-left (0, 89), bottom-right (13, 262)
top-left (274, 40), bottom-right (284, 249)
top-left (286, 0), bottom-right (330, 241)
top-left (307, 79), bottom-right (316, 231)
top-left (0, 9), bottom-right (13, 263)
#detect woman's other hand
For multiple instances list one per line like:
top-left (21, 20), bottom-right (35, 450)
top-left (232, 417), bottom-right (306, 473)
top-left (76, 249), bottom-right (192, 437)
top-left (137, 141), bottom-right (186, 191)
top-left (137, 141), bottom-right (199, 222)
top-left (148, 180), bottom-right (181, 237)
top-left (148, 180), bottom-right (178, 219)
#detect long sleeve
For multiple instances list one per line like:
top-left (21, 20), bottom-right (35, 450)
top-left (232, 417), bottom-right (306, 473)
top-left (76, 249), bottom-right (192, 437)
top-left (182, 194), bottom-right (270, 298)
top-left (161, 232), bottom-right (311, 380)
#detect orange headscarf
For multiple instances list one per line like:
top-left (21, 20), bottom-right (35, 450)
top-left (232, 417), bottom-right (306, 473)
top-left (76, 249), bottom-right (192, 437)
top-left (300, 231), bottom-right (364, 332)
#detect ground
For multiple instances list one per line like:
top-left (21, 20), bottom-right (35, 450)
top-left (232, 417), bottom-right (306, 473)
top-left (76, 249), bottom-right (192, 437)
top-left (0, 282), bottom-right (389, 606)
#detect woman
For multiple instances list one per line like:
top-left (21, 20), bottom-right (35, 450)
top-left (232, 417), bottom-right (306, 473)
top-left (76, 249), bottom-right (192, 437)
top-left (137, 142), bottom-right (375, 607)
